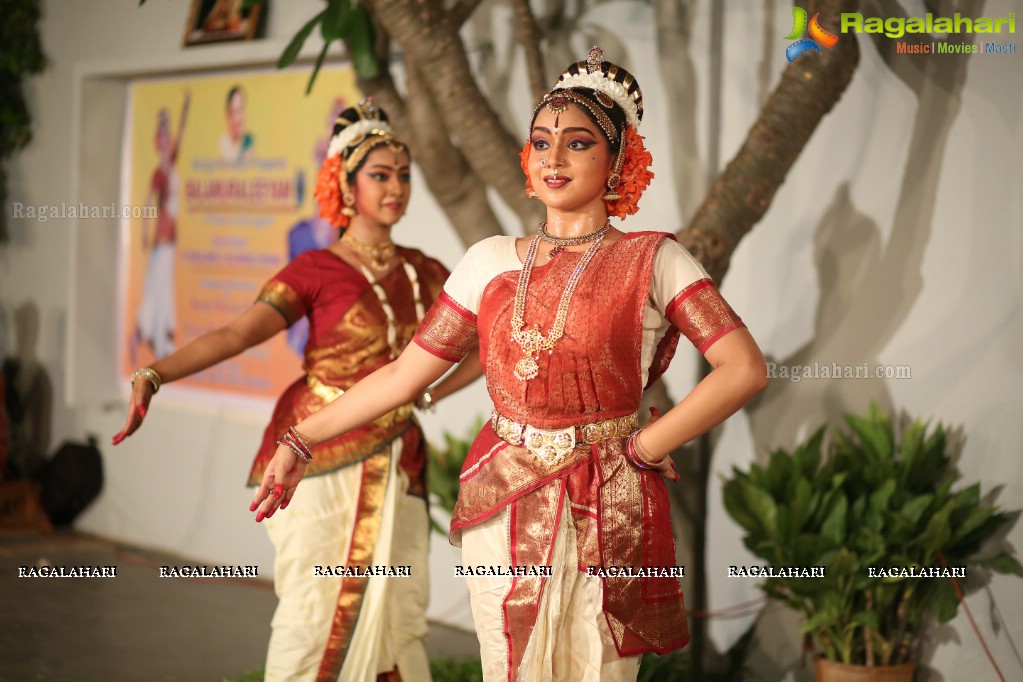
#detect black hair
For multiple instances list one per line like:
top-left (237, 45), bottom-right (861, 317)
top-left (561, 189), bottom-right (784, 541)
top-left (225, 85), bottom-right (243, 110)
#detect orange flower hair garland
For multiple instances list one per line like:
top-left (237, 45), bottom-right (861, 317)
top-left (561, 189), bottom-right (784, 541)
top-left (314, 154), bottom-right (348, 228)
top-left (519, 124), bottom-right (654, 219)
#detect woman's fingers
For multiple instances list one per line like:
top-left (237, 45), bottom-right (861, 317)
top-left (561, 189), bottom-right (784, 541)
top-left (112, 400), bottom-right (142, 445)
top-left (112, 384), bottom-right (155, 445)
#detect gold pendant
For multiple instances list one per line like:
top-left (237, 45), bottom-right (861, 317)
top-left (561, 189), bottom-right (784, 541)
top-left (514, 355), bottom-right (539, 381)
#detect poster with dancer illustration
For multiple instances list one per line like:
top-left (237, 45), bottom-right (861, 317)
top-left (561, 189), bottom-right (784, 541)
top-left (120, 66), bottom-right (359, 401)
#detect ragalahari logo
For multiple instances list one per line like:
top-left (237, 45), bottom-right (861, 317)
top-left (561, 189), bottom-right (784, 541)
top-left (785, 7), bottom-right (839, 61)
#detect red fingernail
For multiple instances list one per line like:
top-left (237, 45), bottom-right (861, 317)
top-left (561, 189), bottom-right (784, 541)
top-left (249, 501), bottom-right (258, 512)
top-left (138, 405), bottom-right (147, 418)
top-left (281, 501), bottom-right (289, 510)
top-left (112, 435), bottom-right (122, 445)
top-left (255, 512), bottom-right (264, 522)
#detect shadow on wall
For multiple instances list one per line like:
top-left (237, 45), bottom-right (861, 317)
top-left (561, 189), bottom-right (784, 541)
top-left (3, 301), bottom-right (53, 480)
top-left (740, 21), bottom-right (980, 680)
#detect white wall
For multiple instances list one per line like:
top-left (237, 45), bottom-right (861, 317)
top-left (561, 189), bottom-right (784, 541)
top-left (2, 0), bottom-right (1020, 676)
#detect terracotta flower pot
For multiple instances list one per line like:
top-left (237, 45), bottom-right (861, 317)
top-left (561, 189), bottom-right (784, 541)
top-left (815, 658), bottom-right (916, 682)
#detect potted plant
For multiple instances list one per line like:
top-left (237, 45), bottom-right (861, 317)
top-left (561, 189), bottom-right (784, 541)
top-left (722, 404), bottom-right (1020, 681)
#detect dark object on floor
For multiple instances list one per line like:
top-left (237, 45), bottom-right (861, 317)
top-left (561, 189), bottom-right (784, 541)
top-left (40, 436), bottom-right (103, 526)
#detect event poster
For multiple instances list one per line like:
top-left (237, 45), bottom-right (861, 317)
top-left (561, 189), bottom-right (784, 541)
top-left (119, 66), bottom-right (360, 400)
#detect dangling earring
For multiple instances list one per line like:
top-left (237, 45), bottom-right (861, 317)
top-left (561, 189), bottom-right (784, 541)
top-left (602, 175), bottom-right (620, 201)
top-left (341, 191), bottom-right (356, 217)
top-left (340, 173), bottom-right (357, 218)
top-left (527, 189), bottom-right (538, 199)
top-left (603, 147), bottom-right (625, 201)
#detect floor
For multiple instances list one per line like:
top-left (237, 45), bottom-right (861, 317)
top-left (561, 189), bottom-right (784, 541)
top-left (0, 530), bottom-right (479, 682)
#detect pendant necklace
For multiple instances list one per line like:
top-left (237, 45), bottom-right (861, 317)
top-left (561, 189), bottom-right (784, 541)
top-left (510, 222), bottom-right (608, 380)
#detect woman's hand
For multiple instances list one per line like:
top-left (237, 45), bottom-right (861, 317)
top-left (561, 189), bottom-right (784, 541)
top-left (250, 444), bottom-right (309, 522)
top-left (112, 378), bottom-right (156, 445)
top-left (635, 408), bottom-right (679, 482)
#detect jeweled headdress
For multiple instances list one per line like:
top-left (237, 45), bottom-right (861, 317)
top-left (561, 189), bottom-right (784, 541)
top-left (522, 47), bottom-right (653, 219)
top-left (315, 98), bottom-right (408, 227)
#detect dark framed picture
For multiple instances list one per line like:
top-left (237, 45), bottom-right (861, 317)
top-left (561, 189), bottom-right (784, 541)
top-left (183, 0), bottom-right (266, 46)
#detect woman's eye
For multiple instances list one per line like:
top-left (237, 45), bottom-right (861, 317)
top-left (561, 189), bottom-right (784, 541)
top-left (531, 138), bottom-right (549, 150)
top-left (368, 173), bottom-right (388, 181)
top-left (568, 139), bottom-right (596, 150)
top-left (400, 173), bottom-right (411, 183)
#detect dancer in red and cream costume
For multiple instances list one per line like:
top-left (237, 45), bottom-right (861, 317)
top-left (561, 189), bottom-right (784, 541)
top-left (116, 101), bottom-right (481, 681)
top-left (252, 51), bottom-right (767, 682)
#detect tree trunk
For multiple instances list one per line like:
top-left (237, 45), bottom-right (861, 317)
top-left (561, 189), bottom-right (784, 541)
top-left (679, 0), bottom-right (861, 282)
top-left (364, 0), bottom-right (536, 226)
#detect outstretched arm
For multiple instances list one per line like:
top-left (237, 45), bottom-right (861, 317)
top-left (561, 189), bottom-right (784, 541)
top-left (251, 342), bottom-right (455, 520)
top-left (171, 90), bottom-right (191, 161)
top-left (114, 302), bottom-right (287, 443)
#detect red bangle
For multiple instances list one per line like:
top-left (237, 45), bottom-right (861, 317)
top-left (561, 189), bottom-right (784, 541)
top-left (277, 428), bottom-right (313, 463)
top-left (626, 431), bottom-right (665, 470)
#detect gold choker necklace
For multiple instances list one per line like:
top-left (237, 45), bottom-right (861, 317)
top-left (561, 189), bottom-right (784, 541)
top-left (510, 230), bottom-right (606, 380)
top-left (538, 222), bottom-right (609, 256)
top-left (342, 234), bottom-right (396, 271)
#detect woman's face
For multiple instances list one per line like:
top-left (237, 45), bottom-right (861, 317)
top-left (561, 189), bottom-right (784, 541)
top-left (351, 145), bottom-right (412, 228)
top-left (529, 102), bottom-right (614, 213)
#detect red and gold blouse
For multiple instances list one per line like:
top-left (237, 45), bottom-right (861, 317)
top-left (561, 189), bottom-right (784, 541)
top-left (413, 231), bottom-right (745, 657)
top-left (248, 247), bottom-right (449, 492)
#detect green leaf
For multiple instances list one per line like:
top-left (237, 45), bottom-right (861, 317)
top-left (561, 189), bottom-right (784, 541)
top-left (794, 426), bottom-right (825, 478)
top-left (788, 476), bottom-right (814, 534)
top-left (843, 404), bottom-right (893, 463)
top-left (930, 578), bottom-right (960, 623)
top-left (305, 41), bottom-right (331, 95)
top-left (741, 479), bottom-right (779, 541)
top-left (820, 493), bottom-right (848, 545)
top-left (917, 499), bottom-right (954, 557)
top-left (345, 7), bottom-right (379, 79)
top-left (900, 494), bottom-right (933, 526)
top-left (320, 0), bottom-right (351, 41)
top-left (978, 553), bottom-right (1023, 575)
top-left (723, 479), bottom-right (761, 535)
top-left (766, 449), bottom-right (794, 498)
top-left (278, 9), bottom-right (326, 69)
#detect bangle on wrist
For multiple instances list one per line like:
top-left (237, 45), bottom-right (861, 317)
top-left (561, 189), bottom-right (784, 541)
top-left (626, 430), bottom-right (667, 470)
top-left (417, 389), bottom-right (435, 413)
top-left (277, 426), bottom-right (314, 463)
top-left (130, 367), bottom-right (162, 393)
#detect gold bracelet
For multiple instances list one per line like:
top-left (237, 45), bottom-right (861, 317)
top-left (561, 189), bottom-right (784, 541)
top-left (130, 367), bottom-right (162, 393)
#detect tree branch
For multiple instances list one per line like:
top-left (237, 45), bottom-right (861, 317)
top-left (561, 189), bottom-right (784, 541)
top-left (678, 0), bottom-right (861, 282)
top-left (448, 0), bottom-right (484, 28)
top-left (366, 0), bottom-right (536, 226)
top-left (512, 0), bottom-right (548, 103)
top-left (405, 60), bottom-right (507, 244)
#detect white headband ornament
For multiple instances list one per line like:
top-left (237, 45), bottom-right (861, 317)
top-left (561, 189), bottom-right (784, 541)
top-left (552, 47), bottom-right (642, 129)
top-left (326, 118), bottom-right (396, 160)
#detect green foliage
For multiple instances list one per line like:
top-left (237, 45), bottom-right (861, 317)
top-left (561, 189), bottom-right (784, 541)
top-left (427, 416), bottom-right (485, 534)
top-left (722, 403), bottom-right (1020, 666)
top-left (268, 0), bottom-right (378, 92)
top-left (429, 655), bottom-right (484, 682)
top-left (0, 0), bottom-right (46, 242)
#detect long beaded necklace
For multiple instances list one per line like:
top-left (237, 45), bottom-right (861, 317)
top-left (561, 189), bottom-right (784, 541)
top-left (355, 258), bottom-right (425, 360)
top-left (510, 224), bottom-right (609, 380)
